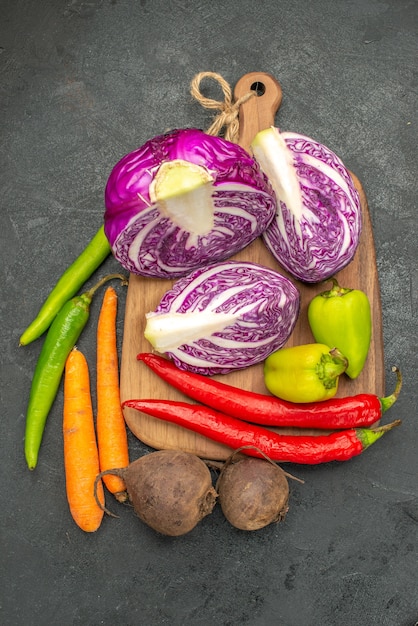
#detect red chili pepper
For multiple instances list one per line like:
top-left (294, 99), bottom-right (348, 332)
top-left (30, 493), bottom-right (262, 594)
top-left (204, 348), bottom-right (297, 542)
top-left (122, 398), bottom-right (401, 465)
top-left (137, 353), bottom-right (402, 429)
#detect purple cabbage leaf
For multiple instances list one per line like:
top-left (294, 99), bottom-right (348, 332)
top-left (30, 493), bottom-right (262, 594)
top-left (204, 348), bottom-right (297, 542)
top-left (144, 260), bottom-right (300, 375)
top-left (251, 128), bottom-right (362, 283)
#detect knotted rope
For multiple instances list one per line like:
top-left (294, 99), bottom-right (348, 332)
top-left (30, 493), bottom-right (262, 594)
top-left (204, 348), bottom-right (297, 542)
top-left (190, 71), bottom-right (256, 143)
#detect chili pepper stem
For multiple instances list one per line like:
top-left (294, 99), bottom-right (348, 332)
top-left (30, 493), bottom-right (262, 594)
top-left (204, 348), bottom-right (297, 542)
top-left (357, 419), bottom-right (402, 450)
top-left (86, 273), bottom-right (128, 299)
top-left (73, 273), bottom-right (128, 316)
top-left (380, 366), bottom-right (403, 413)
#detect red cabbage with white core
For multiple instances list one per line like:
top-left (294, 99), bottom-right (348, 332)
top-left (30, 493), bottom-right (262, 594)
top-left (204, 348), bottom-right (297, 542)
top-left (104, 128), bottom-right (276, 279)
top-left (251, 128), bottom-right (362, 283)
top-left (144, 261), bottom-right (300, 375)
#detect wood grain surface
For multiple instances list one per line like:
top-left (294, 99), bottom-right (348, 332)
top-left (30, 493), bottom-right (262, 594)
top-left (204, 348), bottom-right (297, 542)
top-left (120, 72), bottom-right (385, 460)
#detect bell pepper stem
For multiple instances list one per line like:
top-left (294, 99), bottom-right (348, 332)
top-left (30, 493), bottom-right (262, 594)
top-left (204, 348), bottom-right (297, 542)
top-left (322, 277), bottom-right (352, 298)
top-left (380, 366), bottom-right (403, 413)
top-left (357, 419), bottom-right (402, 450)
top-left (317, 347), bottom-right (349, 390)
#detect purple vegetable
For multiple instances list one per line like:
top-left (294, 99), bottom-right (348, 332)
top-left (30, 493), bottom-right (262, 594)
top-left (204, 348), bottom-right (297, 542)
top-left (251, 128), bottom-right (361, 283)
top-left (144, 260), bottom-right (300, 375)
top-left (104, 129), bottom-right (276, 279)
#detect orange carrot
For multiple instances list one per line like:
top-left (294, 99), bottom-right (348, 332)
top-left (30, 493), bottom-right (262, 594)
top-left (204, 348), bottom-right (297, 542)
top-left (63, 347), bottom-right (104, 532)
top-left (96, 286), bottom-right (129, 502)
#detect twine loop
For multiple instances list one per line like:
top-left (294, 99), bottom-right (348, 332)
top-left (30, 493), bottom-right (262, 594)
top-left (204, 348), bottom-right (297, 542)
top-left (190, 71), bottom-right (256, 143)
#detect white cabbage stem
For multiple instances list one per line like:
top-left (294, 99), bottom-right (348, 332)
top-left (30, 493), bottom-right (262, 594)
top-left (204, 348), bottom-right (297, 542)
top-left (251, 127), bottom-right (304, 222)
top-left (149, 159), bottom-right (215, 237)
top-left (144, 310), bottom-right (238, 353)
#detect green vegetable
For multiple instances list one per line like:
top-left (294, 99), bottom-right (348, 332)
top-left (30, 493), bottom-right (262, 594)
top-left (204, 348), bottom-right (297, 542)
top-left (263, 343), bottom-right (348, 403)
top-left (307, 278), bottom-right (372, 379)
top-left (24, 273), bottom-right (126, 470)
top-left (19, 225), bottom-right (111, 346)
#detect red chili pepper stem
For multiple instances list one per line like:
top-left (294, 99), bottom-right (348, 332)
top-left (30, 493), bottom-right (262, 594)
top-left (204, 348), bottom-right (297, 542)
top-left (356, 419), bottom-right (402, 449)
top-left (380, 366), bottom-right (402, 413)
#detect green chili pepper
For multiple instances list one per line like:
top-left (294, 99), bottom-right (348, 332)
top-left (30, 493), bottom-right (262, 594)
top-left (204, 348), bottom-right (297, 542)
top-left (307, 278), bottom-right (372, 379)
top-left (19, 225), bottom-right (111, 346)
top-left (24, 273), bottom-right (127, 470)
top-left (263, 343), bottom-right (349, 403)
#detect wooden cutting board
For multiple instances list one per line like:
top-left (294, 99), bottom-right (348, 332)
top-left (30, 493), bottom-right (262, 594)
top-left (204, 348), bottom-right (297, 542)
top-left (120, 72), bottom-right (385, 460)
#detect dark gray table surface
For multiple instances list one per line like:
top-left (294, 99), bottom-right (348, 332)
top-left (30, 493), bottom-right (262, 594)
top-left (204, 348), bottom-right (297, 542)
top-left (1, 0), bottom-right (417, 624)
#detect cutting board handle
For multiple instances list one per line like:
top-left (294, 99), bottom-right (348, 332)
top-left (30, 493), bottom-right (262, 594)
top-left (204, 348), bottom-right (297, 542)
top-left (234, 72), bottom-right (283, 152)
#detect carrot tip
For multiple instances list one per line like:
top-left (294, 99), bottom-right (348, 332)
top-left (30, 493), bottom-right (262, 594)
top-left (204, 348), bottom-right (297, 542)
top-left (114, 491), bottom-right (128, 503)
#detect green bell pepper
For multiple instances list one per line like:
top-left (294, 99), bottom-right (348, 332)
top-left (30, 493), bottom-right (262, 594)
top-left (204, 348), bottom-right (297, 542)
top-left (263, 343), bottom-right (349, 403)
top-left (307, 278), bottom-right (372, 379)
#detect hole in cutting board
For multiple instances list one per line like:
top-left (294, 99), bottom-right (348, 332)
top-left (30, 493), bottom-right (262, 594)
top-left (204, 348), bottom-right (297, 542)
top-left (250, 81), bottom-right (266, 96)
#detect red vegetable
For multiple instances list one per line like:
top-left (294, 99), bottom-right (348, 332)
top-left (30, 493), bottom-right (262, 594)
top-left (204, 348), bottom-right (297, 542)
top-left (122, 398), bottom-right (401, 465)
top-left (137, 353), bottom-right (402, 429)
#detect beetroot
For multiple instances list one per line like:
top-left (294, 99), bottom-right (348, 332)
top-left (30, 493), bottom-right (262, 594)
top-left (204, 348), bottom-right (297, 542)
top-left (217, 455), bottom-right (289, 531)
top-left (97, 449), bottom-right (217, 536)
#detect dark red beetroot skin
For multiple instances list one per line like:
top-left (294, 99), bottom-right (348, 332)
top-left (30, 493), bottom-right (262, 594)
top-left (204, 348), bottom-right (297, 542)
top-left (116, 449), bottom-right (217, 537)
top-left (217, 457), bottom-right (289, 531)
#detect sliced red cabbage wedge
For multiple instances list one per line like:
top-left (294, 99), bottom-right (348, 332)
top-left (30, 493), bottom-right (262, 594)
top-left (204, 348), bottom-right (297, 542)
top-left (144, 260), bottom-right (300, 375)
top-left (251, 128), bottom-right (362, 283)
top-left (104, 129), bottom-right (276, 279)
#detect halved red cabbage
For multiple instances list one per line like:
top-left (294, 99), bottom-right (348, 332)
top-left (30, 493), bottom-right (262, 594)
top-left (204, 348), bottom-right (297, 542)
top-left (251, 128), bottom-right (361, 283)
top-left (104, 129), bottom-right (276, 278)
top-left (144, 260), bottom-right (300, 375)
